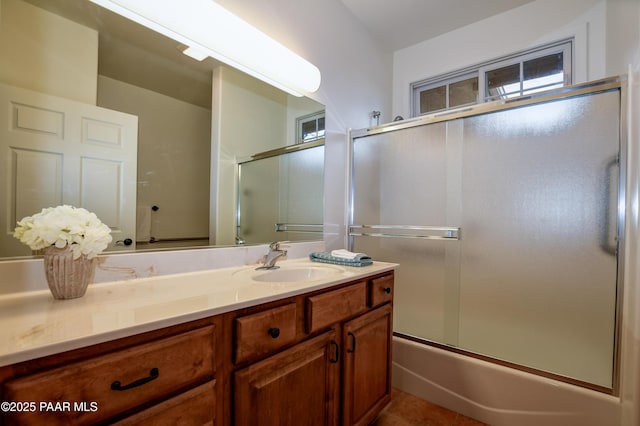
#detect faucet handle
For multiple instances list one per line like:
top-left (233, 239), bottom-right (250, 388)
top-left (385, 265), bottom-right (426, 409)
top-left (270, 241), bottom-right (289, 250)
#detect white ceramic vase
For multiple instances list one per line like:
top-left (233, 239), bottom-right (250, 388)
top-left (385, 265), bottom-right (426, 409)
top-left (43, 246), bottom-right (96, 299)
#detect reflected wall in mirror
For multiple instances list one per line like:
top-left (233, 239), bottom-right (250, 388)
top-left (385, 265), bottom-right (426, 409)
top-left (237, 143), bottom-right (324, 245)
top-left (0, 0), bottom-right (325, 259)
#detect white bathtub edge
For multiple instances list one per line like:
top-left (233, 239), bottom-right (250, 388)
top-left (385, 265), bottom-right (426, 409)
top-left (391, 336), bottom-right (621, 426)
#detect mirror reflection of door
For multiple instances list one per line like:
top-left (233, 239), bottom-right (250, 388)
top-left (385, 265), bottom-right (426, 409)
top-left (0, 83), bottom-right (138, 257)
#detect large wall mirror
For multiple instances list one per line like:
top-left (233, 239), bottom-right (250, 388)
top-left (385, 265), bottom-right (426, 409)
top-left (0, 0), bottom-right (325, 259)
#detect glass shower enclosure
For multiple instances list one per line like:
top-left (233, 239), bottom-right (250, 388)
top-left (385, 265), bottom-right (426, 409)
top-left (349, 78), bottom-right (625, 391)
top-left (237, 142), bottom-right (324, 244)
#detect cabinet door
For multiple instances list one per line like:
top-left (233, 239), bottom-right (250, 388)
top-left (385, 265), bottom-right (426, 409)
top-left (342, 304), bottom-right (393, 426)
top-left (234, 330), bottom-right (340, 426)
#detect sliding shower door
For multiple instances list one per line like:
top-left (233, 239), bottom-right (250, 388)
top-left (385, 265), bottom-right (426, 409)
top-left (457, 91), bottom-right (620, 388)
top-left (350, 120), bottom-right (463, 346)
top-left (350, 82), bottom-right (622, 389)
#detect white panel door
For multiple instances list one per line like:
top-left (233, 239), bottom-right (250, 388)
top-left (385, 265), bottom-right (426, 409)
top-left (0, 83), bottom-right (138, 257)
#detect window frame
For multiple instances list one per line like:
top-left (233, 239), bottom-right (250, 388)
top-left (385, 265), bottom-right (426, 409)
top-left (480, 41), bottom-right (572, 102)
top-left (413, 71), bottom-right (478, 116)
top-left (410, 38), bottom-right (573, 117)
top-left (296, 111), bottom-right (325, 144)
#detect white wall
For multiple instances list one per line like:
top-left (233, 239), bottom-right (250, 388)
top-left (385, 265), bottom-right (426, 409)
top-left (98, 76), bottom-right (212, 242)
top-left (0, 0), bottom-right (98, 104)
top-left (212, 66), bottom-right (290, 245)
top-left (392, 0), bottom-right (608, 119)
top-left (621, 65), bottom-right (640, 426)
top-left (606, 0), bottom-right (640, 76)
top-left (608, 4), bottom-right (640, 425)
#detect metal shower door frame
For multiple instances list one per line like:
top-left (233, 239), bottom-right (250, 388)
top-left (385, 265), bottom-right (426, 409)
top-left (347, 75), bottom-right (628, 394)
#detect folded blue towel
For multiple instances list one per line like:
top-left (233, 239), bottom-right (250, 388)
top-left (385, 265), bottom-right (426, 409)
top-left (309, 251), bottom-right (373, 267)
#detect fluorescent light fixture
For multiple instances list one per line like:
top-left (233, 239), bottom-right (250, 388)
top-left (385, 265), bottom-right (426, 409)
top-left (88, 0), bottom-right (321, 96)
top-left (182, 46), bottom-right (209, 61)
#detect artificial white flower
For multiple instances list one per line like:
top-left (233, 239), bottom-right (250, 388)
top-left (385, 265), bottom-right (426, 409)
top-left (14, 205), bottom-right (112, 259)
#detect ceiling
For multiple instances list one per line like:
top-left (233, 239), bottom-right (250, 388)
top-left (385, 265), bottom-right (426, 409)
top-left (340, 0), bottom-right (536, 51)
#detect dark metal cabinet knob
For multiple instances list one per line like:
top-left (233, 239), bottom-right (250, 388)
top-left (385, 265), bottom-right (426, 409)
top-left (268, 327), bottom-right (280, 338)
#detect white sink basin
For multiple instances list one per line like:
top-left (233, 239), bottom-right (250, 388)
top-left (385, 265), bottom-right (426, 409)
top-left (228, 260), bottom-right (343, 283)
top-left (230, 261), bottom-right (347, 284)
top-left (252, 265), bottom-right (341, 282)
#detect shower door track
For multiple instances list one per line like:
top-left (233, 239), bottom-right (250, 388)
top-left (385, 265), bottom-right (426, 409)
top-left (350, 76), bottom-right (625, 139)
top-left (394, 332), bottom-right (614, 395)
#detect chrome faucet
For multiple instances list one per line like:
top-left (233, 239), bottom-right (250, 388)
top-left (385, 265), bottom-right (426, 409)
top-left (257, 241), bottom-right (288, 269)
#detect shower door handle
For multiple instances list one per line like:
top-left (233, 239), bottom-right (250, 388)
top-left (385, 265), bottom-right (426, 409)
top-left (600, 156), bottom-right (619, 256)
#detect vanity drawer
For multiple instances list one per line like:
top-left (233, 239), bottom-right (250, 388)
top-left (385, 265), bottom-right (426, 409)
top-left (3, 325), bottom-right (215, 425)
top-left (113, 380), bottom-right (216, 426)
top-left (306, 282), bottom-right (367, 333)
top-left (369, 274), bottom-right (394, 307)
top-left (234, 303), bottom-right (297, 364)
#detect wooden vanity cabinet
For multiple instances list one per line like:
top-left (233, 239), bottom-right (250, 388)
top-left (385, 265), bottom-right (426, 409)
top-left (0, 270), bottom-right (394, 426)
top-left (230, 271), bottom-right (394, 426)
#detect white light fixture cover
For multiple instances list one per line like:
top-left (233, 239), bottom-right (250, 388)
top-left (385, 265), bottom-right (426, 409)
top-left (89, 0), bottom-right (321, 96)
top-left (182, 46), bottom-right (208, 62)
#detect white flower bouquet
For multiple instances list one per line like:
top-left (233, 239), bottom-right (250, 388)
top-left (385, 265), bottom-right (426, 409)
top-left (14, 205), bottom-right (112, 259)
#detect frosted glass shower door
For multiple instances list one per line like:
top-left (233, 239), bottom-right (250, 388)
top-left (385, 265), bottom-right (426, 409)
top-left (350, 85), bottom-right (622, 389)
top-left (351, 121), bottom-right (462, 345)
top-left (457, 90), bottom-right (621, 388)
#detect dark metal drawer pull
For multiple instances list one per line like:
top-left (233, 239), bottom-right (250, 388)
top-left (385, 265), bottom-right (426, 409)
top-left (347, 332), bottom-right (356, 353)
top-left (329, 341), bottom-right (339, 363)
top-left (268, 327), bottom-right (281, 338)
top-left (111, 368), bottom-right (159, 391)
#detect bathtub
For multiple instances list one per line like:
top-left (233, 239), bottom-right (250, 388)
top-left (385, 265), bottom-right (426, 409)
top-left (391, 336), bottom-right (621, 426)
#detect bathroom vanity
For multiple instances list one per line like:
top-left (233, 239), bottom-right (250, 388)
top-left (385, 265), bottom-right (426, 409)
top-left (0, 259), bottom-right (396, 425)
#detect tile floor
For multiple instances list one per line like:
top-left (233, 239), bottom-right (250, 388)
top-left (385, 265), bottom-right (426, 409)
top-left (371, 389), bottom-right (489, 426)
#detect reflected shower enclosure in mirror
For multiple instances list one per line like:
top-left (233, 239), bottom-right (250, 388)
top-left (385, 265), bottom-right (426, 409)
top-left (0, 0), bottom-right (325, 259)
top-left (237, 142), bottom-right (324, 245)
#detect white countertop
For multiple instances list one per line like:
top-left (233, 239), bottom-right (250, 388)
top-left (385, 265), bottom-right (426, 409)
top-left (0, 258), bottom-right (397, 367)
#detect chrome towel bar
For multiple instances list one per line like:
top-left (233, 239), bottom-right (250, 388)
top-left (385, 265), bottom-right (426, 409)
top-left (349, 225), bottom-right (460, 240)
top-left (275, 223), bottom-right (323, 233)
